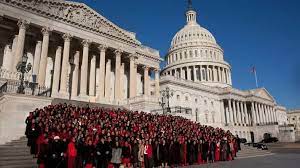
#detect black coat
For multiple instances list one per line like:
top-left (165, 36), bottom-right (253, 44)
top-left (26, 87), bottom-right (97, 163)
top-left (159, 143), bottom-right (168, 163)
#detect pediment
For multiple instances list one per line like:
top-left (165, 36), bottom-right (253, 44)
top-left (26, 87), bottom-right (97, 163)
top-left (1, 0), bottom-right (140, 45)
top-left (251, 88), bottom-right (275, 102)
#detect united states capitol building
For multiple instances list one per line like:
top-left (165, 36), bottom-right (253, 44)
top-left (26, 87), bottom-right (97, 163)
top-left (0, 0), bottom-right (294, 144)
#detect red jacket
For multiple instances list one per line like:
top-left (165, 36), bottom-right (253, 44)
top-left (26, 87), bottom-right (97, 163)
top-left (67, 142), bottom-right (77, 157)
top-left (146, 145), bottom-right (153, 158)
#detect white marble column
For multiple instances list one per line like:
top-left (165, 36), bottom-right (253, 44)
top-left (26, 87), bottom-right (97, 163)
top-left (2, 45), bottom-right (12, 71)
top-left (244, 102), bottom-right (249, 125)
top-left (97, 44), bottom-right (107, 101)
top-left (71, 51), bottom-right (80, 98)
top-left (273, 107), bottom-right (278, 123)
top-left (259, 104), bottom-right (264, 124)
top-left (228, 99), bottom-right (233, 124)
top-left (155, 68), bottom-right (160, 97)
top-left (59, 33), bottom-right (72, 95)
top-left (13, 20), bottom-right (29, 71)
top-left (200, 65), bottom-right (203, 81)
top-left (269, 106), bottom-right (274, 124)
top-left (220, 100), bottom-right (226, 124)
top-left (251, 102), bottom-right (257, 125)
top-left (11, 35), bottom-right (18, 71)
top-left (268, 106), bottom-right (273, 124)
top-left (105, 59), bottom-right (111, 100)
top-left (79, 39), bottom-right (90, 97)
top-left (129, 55), bottom-right (137, 98)
top-left (120, 63), bottom-right (125, 100)
top-left (228, 69), bottom-right (232, 85)
top-left (193, 66), bottom-right (197, 81)
top-left (218, 67), bottom-right (221, 82)
top-left (114, 49), bottom-right (122, 101)
top-left (32, 41), bottom-right (42, 77)
top-left (89, 55), bottom-right (96, 96)
top-left (240, 101), bottom-right (244, 124)
top-left (263, 105), bottom-right (268, 124)
top-left (206, 66), bottom-right (209, 81)
top-left (143, 66), bottom-right (150, 96)
top-left (232, 100), bottom-right (237, 124)
top-left (213, 66), bottom-right (217, 82)
top-left (51, 46), bottom-right (62, 96)
top-left (187, 66), bottom-right (191, 80)
top-left (38, 27), bottom-right (51, 86)
top-left (255, 102), bottom-right (260, 124)
top-left (236, 101), bottom-right (241, 124)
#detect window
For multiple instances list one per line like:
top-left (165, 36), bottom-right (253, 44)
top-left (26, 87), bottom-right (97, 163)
top-left (211, 101), bottom-right (214, 106)
top-left (195, 50), bottom-right (198, 57)
top-left (195, 99), bottom-right (198, 103)
top-left (185, 96), bottom-right (188, 101)
top-left (180, 53), bottom-right (182, 60)
top-left (177, 95), bottom-right (180, 100)
top-left (184, 51), bottom-right (187, 58)
top-left (205, 114), bottom-right (208, 123)
top-left (204, 100), bottom-right (207, 105)
top-left (189, 50), bottom-right (193, 58)
top-left (212, 114), bottom-right (215, 123)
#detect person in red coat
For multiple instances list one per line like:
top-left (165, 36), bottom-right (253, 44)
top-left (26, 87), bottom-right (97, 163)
top-left (144, 140), bottom-right (153, 168)
top-left (67, 137), bottom-right (77, 168)
top-left (215, 140), bottom-right (220, 162)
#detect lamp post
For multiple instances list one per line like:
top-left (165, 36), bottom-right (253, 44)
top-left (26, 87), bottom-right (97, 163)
top-left (16, 53), bottom-right (32, 94)
top-left (68, 58), bottom-right (75, 100)
top-left (160, 87), bottom-right (173, 113)
top-left (159, 97), bottom-right (166, 114)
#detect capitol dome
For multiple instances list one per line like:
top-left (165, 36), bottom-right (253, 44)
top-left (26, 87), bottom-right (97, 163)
top-left (161, 3), bottom-right (232, 88)
top-left (171, 22), bottom-right (217, 49)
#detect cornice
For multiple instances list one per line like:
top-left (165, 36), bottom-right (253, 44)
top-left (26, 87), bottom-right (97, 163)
top-left (0, 0), bottom-right (140, 46)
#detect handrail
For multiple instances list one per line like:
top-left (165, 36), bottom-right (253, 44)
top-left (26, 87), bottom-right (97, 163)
top-left (0, 82), bottom-right (8, 94)
top-left (37, 87), bottom-right (52, 97)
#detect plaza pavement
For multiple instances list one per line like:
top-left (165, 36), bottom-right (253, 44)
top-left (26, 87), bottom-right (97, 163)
top-left (189, 142), bottom-right (300, 168)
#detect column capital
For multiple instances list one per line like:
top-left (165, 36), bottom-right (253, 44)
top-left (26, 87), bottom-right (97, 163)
top-left (98, 44), bottom-right (108, 51)
top-left (17, 19), bottom-right (30, 29)
top-left (41, 27), bottom-right (52, 36)
top-left (81, 39), bottom-right (91, 47)
top-left (142, 65), bottom-right (149, 70)
top-left (154, 68), bottom-right (161, 72)
top-left (129, 53), bottom-right (138, 61)
top-left (62, 33), bottom-right (72, 42)
top-left (114, 49), bottom-right (122, 56)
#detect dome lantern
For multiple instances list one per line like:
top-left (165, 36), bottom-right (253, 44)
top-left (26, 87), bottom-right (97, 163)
top-left (186, 0), bottom-right (197, 25)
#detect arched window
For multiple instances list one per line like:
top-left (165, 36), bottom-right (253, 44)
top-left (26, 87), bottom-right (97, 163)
top-left (189, 50), bottom-right (193, 58)
top-left (184, 51), bottom-right (187, 58)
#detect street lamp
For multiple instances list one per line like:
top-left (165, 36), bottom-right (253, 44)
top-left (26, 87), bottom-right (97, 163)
top-left (68, 58), bottom-right (75, 100)
top-left (16, 53), bottom-right (32, 94)
top-left (159, 97), bottom-right (166, 114)
top-left (160, 87), bottom-right (174, 113)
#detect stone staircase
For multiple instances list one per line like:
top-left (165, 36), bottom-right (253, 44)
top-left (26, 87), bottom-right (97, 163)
top-left (236, 144), bottom-right (274, 159)
top-left (0, 137), bottom-right (37, 168)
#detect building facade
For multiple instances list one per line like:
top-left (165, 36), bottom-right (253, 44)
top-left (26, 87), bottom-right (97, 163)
top-left (159, 4), bottom-right (288, 142)
top-left (0, 0), bottom-right (290, 144)
top-left (0, 0), bottom-right (161, 112)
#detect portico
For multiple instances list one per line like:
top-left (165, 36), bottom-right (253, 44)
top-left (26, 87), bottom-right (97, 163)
top-left (0, 0), bottom-right (161, 108)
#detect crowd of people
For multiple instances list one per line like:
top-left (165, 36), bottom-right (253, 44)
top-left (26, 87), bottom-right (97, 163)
top-left (25, 103), bottom-right (241, 168)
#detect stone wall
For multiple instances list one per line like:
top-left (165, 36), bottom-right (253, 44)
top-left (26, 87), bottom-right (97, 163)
top-left (278, 125), bottom-right (295, 142)
top-left (0, 94), bottom-right (52, 144)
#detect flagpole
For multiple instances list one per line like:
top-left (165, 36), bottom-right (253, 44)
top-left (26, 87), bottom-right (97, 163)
top-left (254, 70), bottom-right (258, 88)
